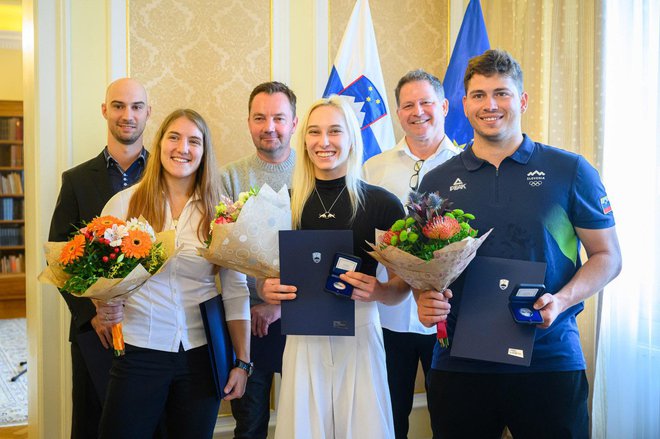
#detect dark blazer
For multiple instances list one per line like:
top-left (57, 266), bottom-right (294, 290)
top-left (49, 151), bottom-right (115, 340)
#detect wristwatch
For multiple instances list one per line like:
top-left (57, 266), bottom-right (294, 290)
top-left (234, 358), bottom-right (254, 377)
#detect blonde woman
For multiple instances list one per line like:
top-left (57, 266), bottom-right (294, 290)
top-left (260, 96), bottom-right (409, 438)
top-left (98, 109), bottom-right (250, 438)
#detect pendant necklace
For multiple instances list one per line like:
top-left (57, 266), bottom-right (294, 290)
top-left (314, 185), bottom-right (346, 219)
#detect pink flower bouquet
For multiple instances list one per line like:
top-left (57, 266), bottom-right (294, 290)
top-left (198, 183), bottom-right (290, 278)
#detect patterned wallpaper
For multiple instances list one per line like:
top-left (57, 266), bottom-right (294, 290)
top-left (330, 0), bottom-right (449, 142)
top-left (130, 0), bottom-right (270, 166)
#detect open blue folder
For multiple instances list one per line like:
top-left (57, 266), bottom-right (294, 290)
top-left (200, 295), bottom-right (235, 399)
top-left (450, 256), bottom-right (547, 366)
top-left (279, 230), bottom-right (355, 336)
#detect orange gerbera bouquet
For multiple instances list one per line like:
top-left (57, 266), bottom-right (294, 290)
top-left (39, 215), bottom-right (173, 356)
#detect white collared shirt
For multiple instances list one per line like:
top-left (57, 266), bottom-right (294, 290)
top-left (363, 135), bottom-right (462, 334)
top-left (102, 186), bottom-right (249, 352)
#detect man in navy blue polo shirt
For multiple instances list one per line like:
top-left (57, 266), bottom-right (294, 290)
top-left (416, 49), bottom-right (622, 438)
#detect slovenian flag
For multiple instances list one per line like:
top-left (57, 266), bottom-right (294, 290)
top-left (322, 0), bottom-right (395, 162)
top-left (443, 0), bottom-right (490, 147)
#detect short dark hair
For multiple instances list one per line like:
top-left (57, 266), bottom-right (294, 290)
top-left (463, 49), bottom-right (524, 94)
top-left (248, 81), bottom-right (297, 115)
top-left (394, 69), bottom-right (445, 107)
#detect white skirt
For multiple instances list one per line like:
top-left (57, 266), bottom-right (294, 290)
top-left (274, 301), bottom-right (395, 439)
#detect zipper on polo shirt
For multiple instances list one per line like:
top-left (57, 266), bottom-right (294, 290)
top-left (493, 166), bottom-right (501, 206)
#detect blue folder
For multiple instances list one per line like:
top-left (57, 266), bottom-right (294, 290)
top-left (279, 230), bottom-right (355, 336)
top-left (199, 295), bottom-right (235, 399)
top-left (450, 256), bottom-right (547, 366)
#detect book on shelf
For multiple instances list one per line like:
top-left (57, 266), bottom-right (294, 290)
top-left (0, 198), bottom-right (22, 220)
top-left (0, 117), bottom-right (23, 141)
top-left (0, 253), bottom-right (23, 274)
top-left (0, 144), bottom-right (23, 166)
top-left (10, 144), bottom-right (23, 167)
top-left (0, 226), bottom-right (23, 246)
top-left (0, 172), bottom-right (23, 195)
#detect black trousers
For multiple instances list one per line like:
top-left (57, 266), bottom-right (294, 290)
top-left (230, 367), bottom-right (274, 439)
top-left (99, 344), bottom-right (220, 439)
top-left (383, 328), bottom-right (436, 439)
top-left (427, 369), bottom-right (589, 439)
top-left (70, 341), bottom-right (103, 439)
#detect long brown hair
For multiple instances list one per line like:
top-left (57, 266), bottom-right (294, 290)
top-left (127, 108), bottom-right (220, 241)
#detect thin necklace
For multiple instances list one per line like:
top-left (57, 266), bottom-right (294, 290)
top-left (314, 185), bottom-right (346, 219)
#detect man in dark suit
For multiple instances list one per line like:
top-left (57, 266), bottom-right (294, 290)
top-left (49, 78), bottom-right (151, 439)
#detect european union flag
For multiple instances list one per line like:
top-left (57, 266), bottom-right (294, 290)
top-left (322, 0), bottom-right (395, 162)
top-left (443, 0), bottom-right (490, 146)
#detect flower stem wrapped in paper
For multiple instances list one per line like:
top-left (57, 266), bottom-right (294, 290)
top-left (39, 215), bottom-right (175, 356)
top-left (198, 183), bottom-right (290, 278)
top-left (367, 192), bottom-right (491, 348)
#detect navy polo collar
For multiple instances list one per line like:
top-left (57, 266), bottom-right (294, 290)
top-left (462, 134), bottom-right (535, 171)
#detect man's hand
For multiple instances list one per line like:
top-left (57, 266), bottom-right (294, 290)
top-left (415, 289), bottom-right (452, 328)
top-left (91, 299), bottom-right (124, 349)
top-left (251, 303), bottom-right (281, 337)
top-left (533, 293), bottom-right (565, 329)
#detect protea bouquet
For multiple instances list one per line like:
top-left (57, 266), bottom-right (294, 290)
top-left (381, 192), bottom-right (479, 261)
top-left (368, 192), bottom-right (491, 348)
top-left (39, 215), bottom-right (173, 356)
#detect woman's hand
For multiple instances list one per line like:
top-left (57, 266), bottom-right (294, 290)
top-left (91, 298), bottom-right (124, 349)
top-left (340, 271), bottom-right (410, 305)
top-left (223, 367), bottom-right (248, 401)
top-left (340, 271), bottom-right (382, 302)
top-left (257, 278), bottom-right (297, 305)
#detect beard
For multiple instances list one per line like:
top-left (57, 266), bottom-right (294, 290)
top-left (110, 123), bottom-right (144, 145)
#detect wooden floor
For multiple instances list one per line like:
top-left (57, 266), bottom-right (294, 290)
top-left (0, 424), bottom-right (27, 439)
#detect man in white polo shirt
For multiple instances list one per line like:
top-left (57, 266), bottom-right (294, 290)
top-left (363, 69), bottom-right (462, 439)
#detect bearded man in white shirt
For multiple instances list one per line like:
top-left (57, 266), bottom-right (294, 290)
top-left (363, 69), bottom-right (462, 439)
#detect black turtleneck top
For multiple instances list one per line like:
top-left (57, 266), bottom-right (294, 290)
top-left (301, 177), bottom-right (404, 276)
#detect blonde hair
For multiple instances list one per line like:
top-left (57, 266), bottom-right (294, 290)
top-left (291, 96), bottom-right (364, 229)
top-left (127, 109), bottom-right (220, 241)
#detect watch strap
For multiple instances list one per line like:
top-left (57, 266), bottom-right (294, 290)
top-left (234, 358), bottom-right (253, 377)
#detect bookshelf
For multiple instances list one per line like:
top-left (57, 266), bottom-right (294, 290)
top-left (0, 101), bottom-right (25, 318)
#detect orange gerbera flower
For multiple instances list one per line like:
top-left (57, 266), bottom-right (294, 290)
top-left (121, 229), bottom-right (152, 258)
top-left (59, 234), bottom-right (86, 264)
top-left (87, 215), bottom-right (126, 237)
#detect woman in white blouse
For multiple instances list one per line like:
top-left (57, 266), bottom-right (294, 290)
top-left (98, 109), bottom-right (250, 438)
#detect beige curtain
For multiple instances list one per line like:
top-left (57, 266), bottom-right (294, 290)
top-left (481, 0), bottom-right (604, 167)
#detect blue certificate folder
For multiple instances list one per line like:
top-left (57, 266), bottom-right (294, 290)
top-left (200, 295), bottom-right (235, 399)
top-left (450, 256), bottom-right (547, 366)
top-left (280, 230), bottom-right (355, 336)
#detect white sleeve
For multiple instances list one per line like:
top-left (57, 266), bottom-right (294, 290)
top-left (219, 268), bottom-right (250, 321)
